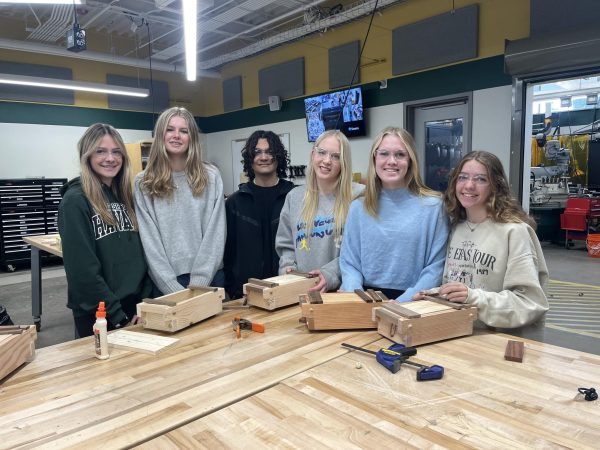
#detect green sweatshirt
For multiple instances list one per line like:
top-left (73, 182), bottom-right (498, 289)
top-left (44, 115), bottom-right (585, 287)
top-left (58, 178), bottom-right (152, 327)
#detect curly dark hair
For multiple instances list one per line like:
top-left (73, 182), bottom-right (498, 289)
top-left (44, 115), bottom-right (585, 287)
top-left (241, 130), bottom-right (289, 181)
top-left (444, 150), bottom-right (536, 229)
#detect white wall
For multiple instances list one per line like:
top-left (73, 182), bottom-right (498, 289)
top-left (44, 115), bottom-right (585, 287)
top-left (0, 123), bottom-right (152, 180)
top-left (472, 85), bottom-right (513, 172)
top-left (1, 86), bottom-right (512, 190)
top-left (204, 87), bottom-right (512, 196)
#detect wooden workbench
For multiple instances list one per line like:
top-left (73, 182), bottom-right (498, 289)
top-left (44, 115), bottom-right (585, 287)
top-left (22, 233), bottom-right (62, 330)
top-left (142, 333), bottom-right (600, 449)
top-left (0, 305), bottom-right (379, 449)
top-left (2, 303), bottom-right (600, 449)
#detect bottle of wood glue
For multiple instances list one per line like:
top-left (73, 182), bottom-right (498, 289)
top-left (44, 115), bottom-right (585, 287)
top-left (93, 301), bottom-right (109, 360)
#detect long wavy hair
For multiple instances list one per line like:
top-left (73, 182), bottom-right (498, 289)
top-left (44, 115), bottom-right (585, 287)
top-left (78, 123), bottom-right (138, 229)
top-left (301, 130), bottom-right (354, 238)
top-left (444, 150), bottom-right (536, 228)
top-left (364, 127), bottom-right (439, 218)
top-left (141, 106), bottom-right (208, 198)
top-left (241, 130), bottom-right (289, 181)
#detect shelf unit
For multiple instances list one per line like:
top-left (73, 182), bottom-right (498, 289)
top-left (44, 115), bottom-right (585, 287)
top-left (0, 178), bottom-right (66, 271)
top-left (125, 140), bottom-right (152, 178)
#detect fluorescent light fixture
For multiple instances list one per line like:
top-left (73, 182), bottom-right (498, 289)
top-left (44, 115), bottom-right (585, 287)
top-left (7, 1), bottom-right (82, 4)
top-left (182, 0), bottom-right (197, 81)
top-left (0, 73), bottom-right (149, 97)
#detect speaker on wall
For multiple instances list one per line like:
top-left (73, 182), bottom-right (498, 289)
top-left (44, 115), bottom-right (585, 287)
top-left (268, 95), bottom-right (281, 111)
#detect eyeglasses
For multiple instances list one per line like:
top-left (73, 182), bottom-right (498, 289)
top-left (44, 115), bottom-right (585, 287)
top-left (314, 147), bottom-right (341, 162)
top-left (456, 173), bottom-right (489, 185)
top-left (94, 149), bottom-right (124, 159)
top-left (375, 149), bottom-right (408, 161)
top-left (253, 148), bottom-right (274, 159)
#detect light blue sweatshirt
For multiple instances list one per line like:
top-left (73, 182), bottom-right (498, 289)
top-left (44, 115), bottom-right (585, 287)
top-left (339, 188), bottom-right (449, 301)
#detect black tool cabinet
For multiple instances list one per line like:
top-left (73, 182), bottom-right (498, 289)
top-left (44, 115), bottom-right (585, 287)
top-left (0, 178), bottom-right (66, 271)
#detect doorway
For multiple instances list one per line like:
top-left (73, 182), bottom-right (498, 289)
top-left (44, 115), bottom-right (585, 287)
top-left (405, 94), bottom-right (472, 192)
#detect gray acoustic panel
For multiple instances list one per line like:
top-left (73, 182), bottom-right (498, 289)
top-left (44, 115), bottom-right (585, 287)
top-left (0, 61), bottom-right (74, 104)
top-left (107, 74), bottom-right (169, 113)
top-left (258, 58), bottom-right (304, 104)
top-left (329, 41), bottom-right (360, 89)
top-left (531, 0), bottom-right (600, 37)
top-left (392, 4), bottom-right (478, 76)
top-left (223, 76), bottom-right (242, 112)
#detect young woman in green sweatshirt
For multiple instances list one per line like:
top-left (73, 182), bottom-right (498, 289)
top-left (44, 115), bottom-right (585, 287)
top-left (58, 124), bottom-right (153, 338)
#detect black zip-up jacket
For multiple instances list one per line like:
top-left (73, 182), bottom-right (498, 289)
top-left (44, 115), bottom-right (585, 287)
top-left (58, 178), bottom-right (153, 326)
top-left (224, 179), bottom-right (294, 299)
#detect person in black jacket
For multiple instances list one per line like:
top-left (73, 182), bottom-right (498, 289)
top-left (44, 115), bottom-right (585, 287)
top-left (224, 130), bottom-right (294, 299)
top-left (58, 123), bottom-right (153, 338)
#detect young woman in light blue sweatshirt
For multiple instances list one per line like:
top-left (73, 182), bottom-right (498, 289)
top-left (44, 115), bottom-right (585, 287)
top-left (340, 127), bottom-right (449, 301)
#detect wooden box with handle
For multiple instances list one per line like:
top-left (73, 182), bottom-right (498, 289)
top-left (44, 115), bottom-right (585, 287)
top-left (374, 297), bottom-right (478, 346)
top-left (137, 286), bottom-right (224, 332)
top-left (244, 272), bottom-right (319, 310)
top-left (299, 289), bottom-right (389, 330)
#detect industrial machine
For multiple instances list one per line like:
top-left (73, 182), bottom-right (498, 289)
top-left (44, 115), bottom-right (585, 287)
top-left (530, 138), bottom-right (572, 208)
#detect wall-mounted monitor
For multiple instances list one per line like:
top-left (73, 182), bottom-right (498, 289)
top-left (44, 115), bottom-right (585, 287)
top-left (304, 86), bottom-right (365, 142)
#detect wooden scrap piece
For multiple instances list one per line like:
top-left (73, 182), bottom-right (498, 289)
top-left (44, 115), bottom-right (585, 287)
top-left (504, 340), bottom-right (524, 363)
top-left (366, 289), bottom-right (384, 302)
top-left (107, 330), bottom-right (179, 355)
top-left (0, 325), bottom-right (37, 382)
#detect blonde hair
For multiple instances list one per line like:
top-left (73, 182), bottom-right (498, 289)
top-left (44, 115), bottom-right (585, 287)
top-left (301, 130), bottom-right (354, 238)
top-left (78, 123), bottom-right (138, 229)
top-left (141, 106), bottom-right (208, 198)
top-left (364, 126), bottom-right (440, 218)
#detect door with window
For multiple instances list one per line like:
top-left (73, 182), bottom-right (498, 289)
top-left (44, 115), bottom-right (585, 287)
top-left (411, 99), bottom-right (471, 192)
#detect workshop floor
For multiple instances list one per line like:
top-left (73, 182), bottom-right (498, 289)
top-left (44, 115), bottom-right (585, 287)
top-left (1, 242), bottom-right (599, 352)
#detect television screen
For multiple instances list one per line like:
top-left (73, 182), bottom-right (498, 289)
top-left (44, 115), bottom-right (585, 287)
top-left (304, 87), bottom-right (365, 142)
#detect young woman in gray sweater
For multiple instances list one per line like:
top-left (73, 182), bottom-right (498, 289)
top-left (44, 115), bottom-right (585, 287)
top-left (134, 107), bottom-right (226, 295)
top-left (275, 130), bottom-right (364, 292)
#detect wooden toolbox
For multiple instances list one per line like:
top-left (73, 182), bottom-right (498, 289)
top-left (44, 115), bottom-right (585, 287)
top-left (299, 289), bottom-right (389, 330)
top-left (0, 325), bottom-right (37, 382)
top-left (137, 286), bottom-right (224, 332)
top-left (374, 297), bottom-right (478, 346)
top-left (244, 272), bottom-right (319, 310)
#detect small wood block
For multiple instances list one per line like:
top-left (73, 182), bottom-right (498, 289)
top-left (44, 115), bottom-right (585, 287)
top-left (366, 289), bottom-right (383, 302)
top-left (504, 340), bottom-right (524, 363)
top-left (375, 291), bottom-right (389, 301)
top-left (421, 295), bottom-right (468, 310)
top-left (247, 278), bottom-right (279, 288)
top-left (354, 289), bottom-right (372, 303)
top-left (308, 291), bottom-right (323, 304)
top-left (289, 271), bottom-right (318, 278)
top-left (382, 302), bottom-right (422, 319)
top-left (107, 330), bottom-right (179, 355)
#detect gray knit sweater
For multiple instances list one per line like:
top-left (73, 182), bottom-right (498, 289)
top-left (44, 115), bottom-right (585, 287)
top-left (133, 165), bottom-right (226, 294)
top-left (275, 182), bottom-right (364, 291)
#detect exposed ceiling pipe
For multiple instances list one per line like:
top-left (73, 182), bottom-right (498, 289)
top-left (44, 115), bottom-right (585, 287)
top-left (0, 37), bottom-right (220, 79)
top-left (199, 0), bottom-right (402, 69)
top-left (199, 0), bottom-right (332, 55)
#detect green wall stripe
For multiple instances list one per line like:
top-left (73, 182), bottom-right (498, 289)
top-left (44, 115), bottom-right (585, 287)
top-left (200, 55), bottom-right (511, 133)
top-left (0, 56), bottom-right (511, 133)
top-left (0, 101), bottom-right (155, 130)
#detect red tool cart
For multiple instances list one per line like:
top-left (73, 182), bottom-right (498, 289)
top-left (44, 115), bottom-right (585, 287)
top-left (560, 197), bottom-right (600, 249)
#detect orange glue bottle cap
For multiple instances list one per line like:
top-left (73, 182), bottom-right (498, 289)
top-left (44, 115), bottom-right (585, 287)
top-left (96, 301), bottom-right (106, 319)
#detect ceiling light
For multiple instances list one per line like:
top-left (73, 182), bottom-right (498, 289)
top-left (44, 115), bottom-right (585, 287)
top-left (7, 1), bottom-right (83, 4)
top-left (182, 0), bottom-right (197, 81)
top-left (0, 74), bottom-right (149, 97)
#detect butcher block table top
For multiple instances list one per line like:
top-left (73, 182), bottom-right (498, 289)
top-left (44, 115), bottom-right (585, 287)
top-left (0, 304), bottom-right (379, 449)
top-left (22, 233), bottom-right (62, 257)
top-left (140, 333), bottom-right (600, 450)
